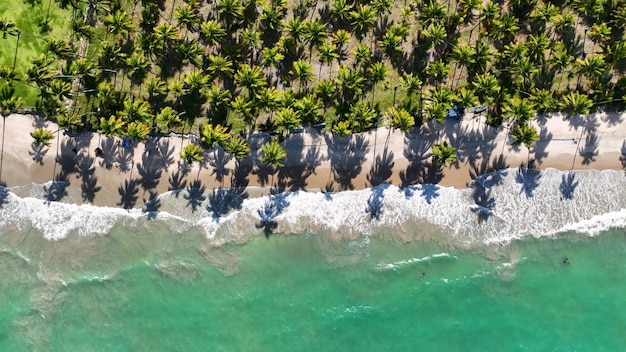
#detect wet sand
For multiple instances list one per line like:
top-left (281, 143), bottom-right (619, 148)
top-left (1, 111), bottom-right (624, 208)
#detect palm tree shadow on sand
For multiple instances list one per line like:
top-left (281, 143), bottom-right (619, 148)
top-left (29, 143), bottom-right (49, 165)
top-left (579, 132), bottom-right (599, 165)
top-left (366, 183), bottom-right (390, 221)
top-left (324, 134), bottom-right (370, 195)
top-left (117, 178), bottom-right (139, 209)
top-left (185, 179), bottom-right (206, 212)
top-left (559, 172), bottom-right (579, 200)
top-left (142, 191), bottom-right (162, 219)
top-left (256, 192), bottom-right (290, 238)
top-left (206, 186), bottom-right (247, 221)
top-left (516, 161), bottom-right (541, 197)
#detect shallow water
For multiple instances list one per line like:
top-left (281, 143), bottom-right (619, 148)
top-left (0, 168), bottom-right (625, 350)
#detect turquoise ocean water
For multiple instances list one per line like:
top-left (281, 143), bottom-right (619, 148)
top-left (1, 168), bottom-right (625, 351)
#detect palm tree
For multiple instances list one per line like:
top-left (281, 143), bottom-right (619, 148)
top-left (330, 0), bottom-right (353, 25)
top-left (350, 4), bottom-right (377, 42)
top-left (103, 10), bottom-right (135, 41)
top-left (46, 39), bottom-right (75, 61)
top-left (510, 122), bottom-right (539, 161)
top-left (98, 115), bottom-right (125, 137)
top-left (174, 4), bottom-right (199, 38)
top-left (217, 0), bottom-right (244, 30)
top-left (155, 106), bottom-right (182, 133)
top-left (294, 95), bottom-right (322, 124)
top-left (386, 107), bottom-right (415, 133)
top-left (332, 120), bottom-right (352, 137)
top-left (274, 107), bottom-right (301, 136)
top-left (366, 62), bottom-right (387, 102)
top-left (119, 98), bottom-right (152, 124)
top-left (200, 124), bottom-right (231, 150)
top-left (206, 54), bottom-right (234, 83)
top-left (180, 143), bottom-right (204, 166)
top-left (431, 141), bottom-right (457, 168)
top-left (331, 29), bottom-right (350, 59)
top-left (126, 121), bottom-right (151, 142)
top-left (260, 46), bottom-right (284, 77)
top-left (0, 83), bottom-right (23, 182)
top-left (317, 42), bottom-right (339, 79)
top-left (145, 77), bottom-right (168, 111)
top-left (290, 59), bottom-right (313, 93)
top-left (335, 65), bottom-right (365, 106)
top-left (31, 128), bottom-right (55, 147)
top-left (305, 19), bottom-right (328, 61)
top-left (315, 79), bottom-right (336, 114)
top-left (559, 92), bottom-right (594, 118)
top-left (234, 64), bottom-right (267, 99)
top-left (574, 54), bottom-right (607, 89)
top-left (224, 135), bottom-right (251, 160)
top-left (125, 52), bottom-right (150, 91)
top-left (259, 139), bottom-right (287, 186)
top-left (200, 20), bottom-right (226, 54)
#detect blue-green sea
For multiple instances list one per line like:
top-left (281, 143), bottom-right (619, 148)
top-left (1, 168), bottom-right (626, 351)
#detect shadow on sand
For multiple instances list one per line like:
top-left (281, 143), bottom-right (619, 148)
top-left (324, 134), bottom-right (370, 192)
top-left (559, 171), bottom-right (578, 200)
top-left (516, 161), bottom-right (541, 197)
top-left (256, 192), bottom-right (290, 238)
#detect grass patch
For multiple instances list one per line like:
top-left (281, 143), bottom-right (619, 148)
top-left (0, 0), bottom-right (72, 106)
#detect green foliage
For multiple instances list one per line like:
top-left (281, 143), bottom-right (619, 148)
top-left (30, 128), bottom-right (54, 147)
top-left (510, 122), bottom-right (539, 148)
top-left (432, 141), bottom-right (457, 167)
top-left (200, 124), bottom-right (231, 149)
top-left (126, 121), bottom-right (150, 142)
top-left (180, 143), bottom-right (205, 165)
top-left (224, 135), bottom-right (251, 160)
top-left (386, 107), bottom-right (415, 132)
top-left (559, 92), bottom-right (594, 117)
top-left (260, 139), bottom-right (287, 169)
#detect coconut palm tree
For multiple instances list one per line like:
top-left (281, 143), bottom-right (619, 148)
top-left (0, 83), bottom-right (23, 182)
top-left (180, 143), bottom-right (204, 166)
top-left (217, 0), bottom-right (244, 30)
top-left (431, 141), bottom-right (457, 167)
top-left (305, 19), bottom-right (328, 61)
top-left (290, 59), bottom-right (313, 93)
top-left (125, 121), bottom-right (151, 142)
top-left (47, 39), bottom-right (75, 61)
top-left (316, 42), bottom-right (338, 78)
top-left (510, 122), bottom-right (539, 161)
top-left (120, 99), bottom-right (152, 123)
top-left (174, 4), bottom-right (200, 38)
top-left (335, 65), bottom-right (365, 106)
top-left (559, 91), bottom-right (594, 118)
top-left (386, 107), bottom-right (415, 133)
top-left (366, 62), bottom-right (387, 103)
top-left (200, 20), bottom-right (226, 54)
top-left (234, 64), bottom-right (267, 99)
top-left (206, 54), bottom-right (234, 83)
top-left (155, 106), bottom-right (182, 133)
top-left (350, 4), bottom-right (377, 43)
top-left (200, 124), bottom-right (231, 150)
top-left (330, 0), bottom-right (353, 26)
top-left (224, 135), bottom-right (251, 160)
top-left (294, 95), bottom-right (322, 124)
top-left (259, 139), bottom-right (286, 186)
top-left (274, 107), bottom-right (301, 137)
top-left (125, 52), bottom-right (150, 92)
top-left (98, 115), bottom-right (125, 137)
top-left (103, 10), bottom-right (135, 41)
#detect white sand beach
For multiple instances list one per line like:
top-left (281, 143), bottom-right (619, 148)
top-left (0, 110), bottom-right (624, 208)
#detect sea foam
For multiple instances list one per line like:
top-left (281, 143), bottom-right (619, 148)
top-left (0, 168), bottom-right (624, 246)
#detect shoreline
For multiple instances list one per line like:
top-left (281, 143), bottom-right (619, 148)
top-left (1, 111), bottom-right (624, 208)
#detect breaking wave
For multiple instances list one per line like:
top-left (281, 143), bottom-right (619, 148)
top-left (0, 168), bottom-right (625, 247)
